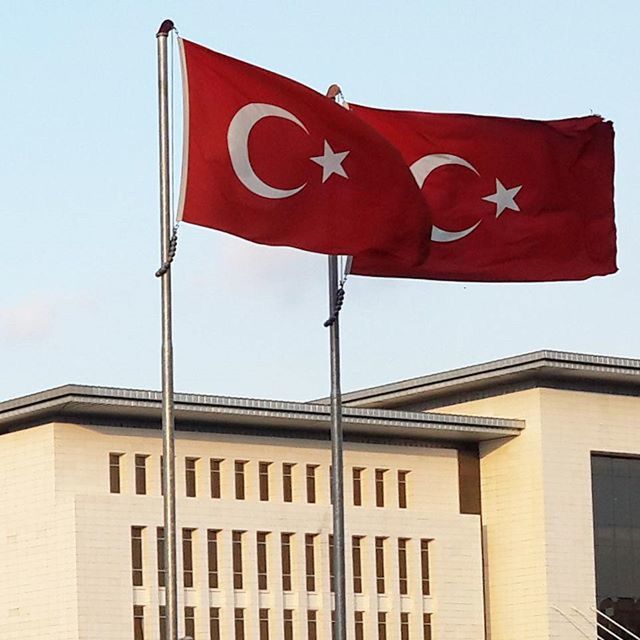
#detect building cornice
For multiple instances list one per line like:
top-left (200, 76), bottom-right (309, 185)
top-left (327, 350), bottom-right (640, 409)
top-left (0, 384), bottom-right (522, 444)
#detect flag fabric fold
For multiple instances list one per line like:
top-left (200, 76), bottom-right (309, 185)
top-left (178, 39), bottom-right (431, 266)
top-left (349, 104), bottom-right (617, 282)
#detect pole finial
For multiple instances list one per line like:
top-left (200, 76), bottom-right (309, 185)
top-left (157, 19), bottom-right (175, 37)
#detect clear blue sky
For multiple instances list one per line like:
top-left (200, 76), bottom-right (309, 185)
top-left (2, 1), bottom-right (639, 402)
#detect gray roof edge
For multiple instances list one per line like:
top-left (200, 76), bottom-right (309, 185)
top-left (328, 349), bottom-right (640, 406)
top-left (0, 384), bottom-right (523, 436)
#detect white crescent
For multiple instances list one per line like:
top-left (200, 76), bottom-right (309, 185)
top-left (227, 103), bottom-right (308, 199)
top-left (410, 153), bottom-right (482, 243)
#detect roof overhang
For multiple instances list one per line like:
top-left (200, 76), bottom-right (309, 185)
top-left (0, 384), bottom-right (522, 444)
top-left (330, 350), bottom-right (640, 409)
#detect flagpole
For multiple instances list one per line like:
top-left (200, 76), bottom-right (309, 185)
top-left (326, 254), bottom-right (347, 640)
top-left (156, 19), bottom-right (179, 640)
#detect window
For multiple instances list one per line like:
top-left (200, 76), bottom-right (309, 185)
top-left (259, 608), bottom-right (269, 640)
top-left (377, 612), bottom-right (387, 640)
top-left (157, 527), bottom-right (165, 587)
top-left (375, 469), bottom-right (387, 507)
top-left (235, 608), bottom-right (244, 640)
top-left (135, 455), bottom-right (148, 495)
top-left (352, 468), bottom-right (363, 506)
top-left (131, 526), bottom-right (144, 586)
top-left (233, 531), bottom-right (244, 589)
top-left (423, 614), bottom-right (432, 640)
top-left (109, 453), bottom-right (122, 494)
top-left (160, 455), bottom-right (164, 496)
top-left (283, 610), bottom-right (293, 640)
top-left (458, 449), bottom-right (481, 515)
top-left (328, 534), bottom-right (335, 592)
top-left (158, 606), bottom-right (166, 640)
top-left (259, 462), bottom-right (271, 501)
top-left (185, 457), bottom-right (198, 497)
top-left (283, 463), bottom-right (295, 502)
top-left (183, 528), bottom-right (194, 588)
top-left (133, 605), bottom-right (144, 640)
top-left (210, 458), bottom-right (223, 499)
top-left (257, 532), bottom-right (269, 590)
top-left (306, 465), bottom-right (318, 504)
top-left (352, 536), bottom-right (363, 593)
top-left (375, 537), bottom-right (386, 594)
top-left (354, 612), bottom-right (364, 640)
top-left (331, 611), bottom-right (336, 640)
top-left (210, 607), bottom-right (220, 640)
top-left (420, 539), bottom-right (431, 596)
top-left (398, 470), bottom-right (409, 509)
top-left (207, 529), bottom-right (219, 588)
top-left (307, 610), bottom-right (317, 640)
top-left (305, 533), bottom-right (316, 591)
top-left (401, 613), bottom-right (410, 640)
top-left (184, 606), bottom-right (195, 639)
top-left (281, 533), bottom-right (293, 591)
top-left (398, 538), bottom-right (409, 595)
top-left (235, 461), bottom-right (247, 500)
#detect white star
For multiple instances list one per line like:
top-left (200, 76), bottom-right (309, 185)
top-left (310, 140), bottom-right (350, 183)
top-left (482, 179), bottom-right (523, 218)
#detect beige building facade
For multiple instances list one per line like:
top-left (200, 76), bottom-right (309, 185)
top-left (2, 350), bottom-right (640, 639)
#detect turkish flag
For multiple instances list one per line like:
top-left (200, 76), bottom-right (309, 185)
top-left (177, 40), bottom-right (431, 266)
top-left (349, 105), bottom-right (617, 282)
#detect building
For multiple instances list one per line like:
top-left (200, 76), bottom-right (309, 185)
top-left (1, 350), bottom-right (639, 640)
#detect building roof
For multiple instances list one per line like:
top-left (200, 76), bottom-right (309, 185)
top-left (0, 383), bottom-right (522, 444)
top-left (331, 350), bottom-right (640, 410)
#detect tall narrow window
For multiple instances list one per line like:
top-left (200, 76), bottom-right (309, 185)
top-left (185, 457), bottom-right (198, 497)
top-left (159, 606), bottom-right (166, 640)
top-left (235, 461), bottom-right (247, 500)
top-left (133, 605), bottom-right (144, 640)
top-left (210, 607), bottom-right (220, 640)
top-left (400, 613), bottom-right (410, 640)
top-left (306, 465), bottom-right (318, 503)
top-left (375, 469), bottom-right (387, 507)
top-left (331, 611), bottom-right (336, 640)
top-left (307, 610), bottom-right (317, 640)
top-left (283, 610), bottom-right (293, 640)
top-left (398, 470), bottom-right (409, 509)
top-left (235, 608), bottom-right (245, 640)
top-left (398, 538), bottom-right (409, 595)
top-left (210, 458), bottom-right (223, 499)
top-left (259, 462), bottom-right (271, 501)
top-left (259, 608), bottom-right (270, 640)
top-left (257, 531), bottom-right (269, 590)
top-left (328, 534), bottom-right (335, 592)
top-left (160, 455), bottom-right (164, 496)
top-left (423, 614), bottom-right (432, 640)
top-left (207, 529), bottom-right (219, 588)
top-left (375, 537), bottom-right (386, 594)
top-left (131, 526), bottom-right (144, 586)
top-left (184, 606), bottom-right (195, 639)
top-left (352, 536), bottom-right (363, 593)
top-left (282, 463), bottom-right (294, 502)
top-left (157, 527), bottom-right (165, 587)
top-left (135, 455), bottom-right (148, 495)
top-left (420, 539), bottom-right (431, 596)
top-left (109, 453), bottom-right (122, 494)
top-left (305, 533), bottom-right (316, 591)
top-left (233, 531), bottom-right (244, 589)
top-left (377, 612), bottom-right (387, 640)
top-left (182, 528), bottom-right (194, 588)
top-left (352, 468), bottom-right (363, 506)
top-left (281, 533), bottom-right (293, 591)
top-left (354, 612), bottom-right (364, 640)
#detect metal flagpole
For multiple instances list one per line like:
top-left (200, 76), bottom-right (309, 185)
top-left (325, 254), bottom-right (347, 640)
top-left (156, 19), bottom-right (179, 640)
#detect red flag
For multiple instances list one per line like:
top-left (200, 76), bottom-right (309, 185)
top-left (177, 40), bottom-right (431, 266)
top-left (349, 105), bottom-right (617, 282)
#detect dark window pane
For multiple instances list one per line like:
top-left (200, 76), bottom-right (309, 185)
top-left (259, 462), bottom-right (271, 501)
top-left (353, 468), bottom-right (363, 506)
top-left (375, 469), bottom-right (386, 507)
top-left (135, 455), bottom-right (147, 495)
top-left (210, 607), bottom-right (220, 640)
top-left (281, 533), bottom-right (293, 591)
top-left (157, 527), bottom-right (165, 587)
top-left (208, 529), bottom-right (219, 589)
top-left (133, 605), bottom-right (144, 640)
top-left (233, 531), bottom-right (244, 589)
top-left (283, 463), bottom-right (294, 502)
top-left (210, 459), bottom-right (223, 499)
top-left (185, 458), bottom-right (197, 497)
top-left (235, 461), bottom-right (246, 500)
top-left (109, 453), bottom-right (121, 494)
top-left (131, 526), bottom-right (144, 586)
